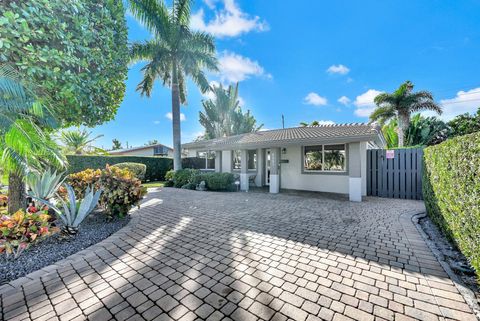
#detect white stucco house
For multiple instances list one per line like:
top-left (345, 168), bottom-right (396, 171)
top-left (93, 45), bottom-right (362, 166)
top-left (109, 143), bottom-right (174, 158)
top-left (182, 123), bottom-right (385, 202)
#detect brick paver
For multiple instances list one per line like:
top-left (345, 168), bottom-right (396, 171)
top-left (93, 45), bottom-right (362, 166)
top-left (0, 188), bottom-right (477, 320)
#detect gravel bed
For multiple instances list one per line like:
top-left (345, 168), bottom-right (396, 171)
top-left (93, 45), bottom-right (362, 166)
top-left (419, 215), bottom-right (480, 304)
top-left (0, 211), bottom-right (130, 285)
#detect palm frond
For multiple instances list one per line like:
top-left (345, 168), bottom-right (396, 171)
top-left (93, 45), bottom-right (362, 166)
top-left (128, 0), bottom-right (170, 38)
top-left (369, 106), bottom-right (396, 124)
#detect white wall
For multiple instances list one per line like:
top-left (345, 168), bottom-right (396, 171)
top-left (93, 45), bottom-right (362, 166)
top-left (360, 142), bottom-right (367, 196)
top-left (221, 150), bottom-right (232, 173)
top-left (115, 147), bottom-right (154, 157)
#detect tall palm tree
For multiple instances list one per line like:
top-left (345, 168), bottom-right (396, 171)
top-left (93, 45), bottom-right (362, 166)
top-left (370, 81), bottom-right (442, 147)
top-left (129, 0), bottom-right (218, 170)
top-left (0, 64), bottom-right (65, 213)
top-left (58, 128), bottom-right (104, 155)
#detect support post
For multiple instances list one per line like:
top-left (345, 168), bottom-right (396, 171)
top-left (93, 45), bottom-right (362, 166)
top-left (240, 149), bottom-right (249, 191)
top-left (349, 142), bottom-right (362, 202)
top-left (269, 148), bottom-right (280, 193)
top-left (214, 151), bottom-right (222, 173)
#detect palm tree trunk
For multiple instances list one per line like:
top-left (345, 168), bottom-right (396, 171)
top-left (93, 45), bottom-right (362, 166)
top-left (8, 172), bottom-right (26, 214)
top-left (171, 67), bottom-right (182, 171)
top-left (397, 113), bottom-right (411, 147)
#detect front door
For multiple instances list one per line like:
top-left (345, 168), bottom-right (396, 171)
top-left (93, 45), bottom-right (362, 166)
top-left (265, 149), bottom-right (271, 186)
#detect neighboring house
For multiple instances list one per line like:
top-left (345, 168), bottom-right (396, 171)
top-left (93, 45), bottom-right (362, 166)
top-left (109, 143), bottom-right (174, 158)
top-left (182, 123), bottom-right (385, 202)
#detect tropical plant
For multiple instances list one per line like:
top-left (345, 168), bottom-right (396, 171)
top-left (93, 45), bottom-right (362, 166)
top-left (58, 129), bottom-right (104, 155)
top-left (299, 122), bottom-right (309, 127)
top-left (448, 107), bottom-right (480, 137)
top-left (381, 114), bottom-right (449, 148)
top-left (0, 208), bottom-right (57, 259)
top-left (111, 162), bottom-right (147, 181)
top-left (40, 184), bottom-right (102, 236)
top-left (0, 0), bottom-right (129, 127)
top-left (370, 81), bottom-right (442, 147)
top-left (26, 169), bottom-right (65, 201)
top-left (128, 0), bottom-right (218, 170)
top-left (112, 139), bottom-right (122, 150)
top-left (199, 83), bottom-right (263, 139)
top-left (68, 166), bottom-right (147, 218)
top-left (0, 64), bottom-right (66, 213)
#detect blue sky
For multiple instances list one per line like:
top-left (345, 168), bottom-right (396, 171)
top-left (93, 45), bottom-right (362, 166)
top-left (91, 0), bottom-right (480, 149)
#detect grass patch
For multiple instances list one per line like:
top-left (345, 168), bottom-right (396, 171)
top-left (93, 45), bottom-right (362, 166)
top-left (143, 181), bottom-right (165, 188)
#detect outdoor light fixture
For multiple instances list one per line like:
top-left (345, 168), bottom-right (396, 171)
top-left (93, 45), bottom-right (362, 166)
top-left (282, 148), bottom-right (287, 154)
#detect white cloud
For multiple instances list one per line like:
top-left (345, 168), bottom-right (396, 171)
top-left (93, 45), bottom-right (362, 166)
top-left (218, 51), bottom-right (270, 83)
top-left (191, 0), bottom-right (268, 38)
top-left (316, 120), bottom-right (336, 125)
top-left (327, 64), bottom-right (350, 75)
top-left (304, 92), bottom-right (328, 106)
top-left (430, 88), bottom-right (480, 121)
top-left (153, 120), bottom-right (161, 125)
top-left (353, 89), bottom-right (383, 117)
top-left (165, 112), bottom-right (186, 121)
top-left (338, 96), bottom-right (351, 105)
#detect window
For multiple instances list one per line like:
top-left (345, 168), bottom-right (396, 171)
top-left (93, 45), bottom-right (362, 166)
top-left (153, 146), bottom-right (168, 156)
top-left (304, 144), bottom-right (346, 172)
top-left (197, 151), bottom-right (215, 170)
top-left (247, 150), bottom-right (257, 170)
top-left (232, 150), bottom-right (241, 170)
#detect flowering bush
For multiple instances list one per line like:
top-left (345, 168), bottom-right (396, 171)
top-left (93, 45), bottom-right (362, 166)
top-left (68, 165), bottom-right (146, 218)
top-left (0, 209), bottom-right (58, 259)
top-left (0, 194), bottom-right (7, 207)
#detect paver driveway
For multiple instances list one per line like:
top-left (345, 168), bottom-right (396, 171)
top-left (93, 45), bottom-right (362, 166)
top-left (0, 188), bottom-right (477, 321)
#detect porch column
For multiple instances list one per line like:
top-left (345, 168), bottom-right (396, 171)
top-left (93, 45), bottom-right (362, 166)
top-left (215, 151), bottom-right (222, 173)
top-left (269, 147), bottom-right (280, 194)
top-left (240, 149), bottom-right (249, 191)
top-left (255, 148), bottom-right (263, 187)
top-left (348, 142), bottom-right (362, 202)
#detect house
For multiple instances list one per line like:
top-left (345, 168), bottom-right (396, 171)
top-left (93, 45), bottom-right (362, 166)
top-left (182, 123), bottom-right (386, 202)
top-left (109, 143), bottom-right (174, 158)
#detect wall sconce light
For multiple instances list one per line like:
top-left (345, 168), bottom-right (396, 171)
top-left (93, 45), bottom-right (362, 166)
top-left (282, 148), bottom-right (287, 154)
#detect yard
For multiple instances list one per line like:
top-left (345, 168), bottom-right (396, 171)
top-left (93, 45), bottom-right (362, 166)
top-left (0, 188), bottom-right (476, 320)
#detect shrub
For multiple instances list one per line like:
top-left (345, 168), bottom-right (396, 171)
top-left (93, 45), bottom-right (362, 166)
top-left (112, 162), bottom-right (147, 180)
top-left (67, 155), bottom-right (172, 181)
top-left (172, 169), bottom-right (199, 188)
top-left (68, 166), bottom-right (147, 218)
top-left (204, 173), bottom-right (235, 191)
top-left (0, 209), bottom-right (58, 259)
top-left (0, 195), bottom-right (7, 207)
top-left (181, 183), bottom-right (197, 190)
top-left (423, 132), bottom-right (480, 279)
top-left (165, 170), bottom-right (175, 181)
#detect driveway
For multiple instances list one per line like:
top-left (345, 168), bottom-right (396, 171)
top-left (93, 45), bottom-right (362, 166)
top-left (0, 188), bottom-right (476, 321)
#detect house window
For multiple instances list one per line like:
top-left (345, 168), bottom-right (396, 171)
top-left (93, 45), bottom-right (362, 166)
top-left (247, 150), bottom-right (257, 170)
top-left (197, 151), bottom-right (215, 170)
top-left (154, 146), bottom-right (168, 156)
top-left (304, 144), bottom-right (346, 172)
top-left (232, 150), bottom-right (241, 170)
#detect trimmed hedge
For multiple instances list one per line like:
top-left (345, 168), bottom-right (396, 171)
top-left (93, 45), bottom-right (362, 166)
top-left (111, 162), bottom-right (147, 180)
top-left (423, 132), bottom-right (480, 278)
top-left (66, 155), bottom-right (172, 181)
top-left (166, 170), bottom-right (236, 191)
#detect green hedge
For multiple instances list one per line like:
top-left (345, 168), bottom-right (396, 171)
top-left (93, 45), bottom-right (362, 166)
top-left (423, 132), bottom-right (480, 278)
top-left (111, 162), bottom-right (147, 180)
top-left (66, 155), bottom-right (172, 181)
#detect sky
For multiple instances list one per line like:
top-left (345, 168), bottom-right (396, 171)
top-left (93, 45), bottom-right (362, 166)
top-left (91, 0), bottom-right (480, 150)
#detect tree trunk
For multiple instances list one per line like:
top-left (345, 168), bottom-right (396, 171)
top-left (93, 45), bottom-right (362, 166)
top-left (8, 172), bottom-right (26, 214)
top-left (171, 67), bottom-right (182, 171)
top-left (397, 112), bottom-right (411, 147)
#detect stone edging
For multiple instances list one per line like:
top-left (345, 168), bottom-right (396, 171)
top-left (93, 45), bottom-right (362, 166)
top-left (410, 212), bottom-right (480, 320)
top-left (0, 197), bottom-right (146, 296)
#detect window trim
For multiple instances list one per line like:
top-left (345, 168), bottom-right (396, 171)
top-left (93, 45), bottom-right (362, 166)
top-left (197, 150), bottom-right (215, 170)
top-left (232, 150), bottom-right (241, 171)
top-left (247, 150), bottom-right (257, 171)
top-left (231, 150), bottom-right (259, 172)
top-left (301, 144), bottom-right (349, 175)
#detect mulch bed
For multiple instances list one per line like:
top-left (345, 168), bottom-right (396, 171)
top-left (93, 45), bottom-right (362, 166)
top-left (0, 211), bottom-right (130, 285)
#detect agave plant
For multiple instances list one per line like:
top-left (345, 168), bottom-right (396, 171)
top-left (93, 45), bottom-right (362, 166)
top-left (26, 169), bottom-right (65, 201)
top-left (36, 183), bottom-right (102, 236)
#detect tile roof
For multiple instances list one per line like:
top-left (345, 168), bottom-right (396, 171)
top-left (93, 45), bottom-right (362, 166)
top-left (183, 123), bottom-right (385, 150)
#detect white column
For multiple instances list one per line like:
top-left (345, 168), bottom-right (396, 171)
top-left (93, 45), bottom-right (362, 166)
top-left (348, 142), bottom-right (362, 202)
top-left (255, 148), bottom-right (263, 187)
top-left (240, 149), bottom-right (249, 191)
top-left (214, 151), bottom-right (222, 173)
top-left (269, 148), bottom-right (280, 193)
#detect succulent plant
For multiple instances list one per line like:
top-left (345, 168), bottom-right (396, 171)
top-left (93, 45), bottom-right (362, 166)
top-left (27, 169), bottom-right (65, 201)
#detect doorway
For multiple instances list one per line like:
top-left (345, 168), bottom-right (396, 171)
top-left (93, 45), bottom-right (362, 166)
top-left (265, 149), bottom-right (271, 186)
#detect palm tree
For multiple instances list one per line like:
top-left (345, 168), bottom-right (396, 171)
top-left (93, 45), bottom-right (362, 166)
top-left (0, 65), bottom-right (65, 213)
top-left (199, 83), bottom-right (263, 139)
top-left (370, 81), bottom-right (442, 147)
top-left (129, 0), bottom-right (218, 170)
top-left (58, 128), bottom-right (104, 155)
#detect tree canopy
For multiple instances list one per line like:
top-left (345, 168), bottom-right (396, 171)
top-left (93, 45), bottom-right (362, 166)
top-left (199, 83), bottom-right (263, 139)
top-left (448, 107), bottom-right (480, 137)
top-left (0, 0), bottom-right (129, 127)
